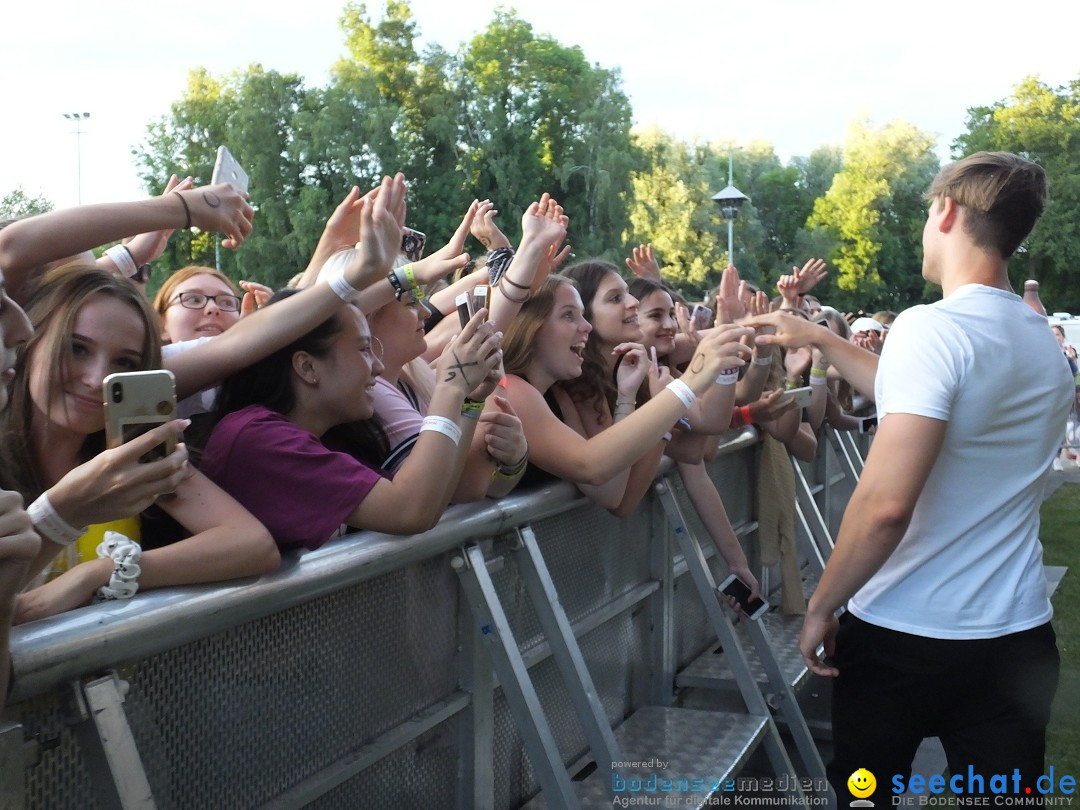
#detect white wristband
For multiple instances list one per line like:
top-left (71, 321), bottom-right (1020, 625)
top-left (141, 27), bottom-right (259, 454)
top-left (420, 415), bottom-right (462, 445)
top-left (752, 354), bottom-right (774, 367)
top-left (808, 374), bottom-right (827, 386)
top-left (27, 492), bottom-right (86, 547)
top-left (715, 368), bottom-right (739, 385)
top-left (328, 270), bottom-right (361, 302)
top-left (104, 244), bottom-right (139, 278)
top-left (665, 379), bottom-right (697, 409)
top-left (95, 532), bottom-right (142, 601)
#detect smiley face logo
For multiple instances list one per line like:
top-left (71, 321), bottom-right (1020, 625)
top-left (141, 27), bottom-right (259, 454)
top-left (848, 768), bottom-right (876, 798)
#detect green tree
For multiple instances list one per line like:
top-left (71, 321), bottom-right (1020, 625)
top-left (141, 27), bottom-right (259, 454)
top-left (954, 75), bottom-right (1080, 312)
top-left (805, 119), bottom-right (939, 311)
top-left (0, 188), bottom-right (53, 220)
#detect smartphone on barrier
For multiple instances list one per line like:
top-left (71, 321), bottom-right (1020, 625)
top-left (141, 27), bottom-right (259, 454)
top-left (211, 146), bottom-right (249, 193)
top-left (401, 228), bottom-right (426, 263)
top-left (691, 304), bottom-right (713, 330)
top-left (784, 385), bottom-right (814, 409)
top-left (103, 370), bottom-right (178, 462)
top-left (858, 415), bottom-right (878, 434)
top-left (717, 574), bottom-right (768, 620)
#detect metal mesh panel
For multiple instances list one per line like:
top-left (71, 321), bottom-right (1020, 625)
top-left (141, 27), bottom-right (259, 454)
top-left (30, 554), bottom-right (461, 810)
top-left (307, 715), bottom-right (461, 809)
top-left (15, 692), bottom-right (97, 810)
top-left (491, 504), bottom-right (651, 654)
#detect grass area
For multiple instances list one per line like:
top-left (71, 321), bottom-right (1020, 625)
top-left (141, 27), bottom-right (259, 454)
top-left (1041, 481), bottom-right (1080, 774)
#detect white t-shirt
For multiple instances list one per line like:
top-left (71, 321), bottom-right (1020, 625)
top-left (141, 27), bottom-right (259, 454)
top-left (849, 284), bottom-right (1073, 639)
top-left (161, 336), bottom-right (216, 418)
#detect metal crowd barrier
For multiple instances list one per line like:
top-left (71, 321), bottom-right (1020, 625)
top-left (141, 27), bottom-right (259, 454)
top-left (2, 425), bottom-right (862, 809)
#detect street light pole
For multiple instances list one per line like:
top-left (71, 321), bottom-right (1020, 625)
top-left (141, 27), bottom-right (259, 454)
top-left (711, 147), bottom-right (749, 266)
top-left (62, 112), bottom-right (91, 204)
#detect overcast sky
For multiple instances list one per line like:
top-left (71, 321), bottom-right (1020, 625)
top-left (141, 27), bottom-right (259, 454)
top-left (3, 0), bottom-right (1077, 210)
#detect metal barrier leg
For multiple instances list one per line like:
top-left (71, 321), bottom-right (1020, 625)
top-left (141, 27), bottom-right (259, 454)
top-left (828, 427), bottom-right (861, 484)
top-left (452, 545), bottom-right (580, 810)
top-left (792, 459), bottom-right (836, 558)
top-left (68, 673), bottom-right (156, 810)
top-left (457, 588), bottom-right (495, 810)
top-left (510, 526), bottom-right (625, 800)
top-left (654, 478), bottom-right (809, 804)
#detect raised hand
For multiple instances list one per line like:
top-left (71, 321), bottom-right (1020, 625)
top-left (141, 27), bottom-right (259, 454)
top-left (612, 343), bottom-right (652, 398)
top-left (748, 389), bottom-right (797, 423)
top-left (178, 183), bottom-right (255, 249)
top-left (238, 280), bottom-right (273, 315)
top-left (437, 310), bottom-right (502, 396)
top-left (625, 244), bottom-right (661, 281)
top-left (791, 258), bottom-right (827, 295)
top-left (716, 264), bottom-right (747, 323)
top-left (471, 199), bottom-right (512, 250)
top-left (348, 173), bottom-right (407, 286)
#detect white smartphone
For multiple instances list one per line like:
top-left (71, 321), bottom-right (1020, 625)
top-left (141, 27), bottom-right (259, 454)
top-left (211, 146), bottom-right (249, 193)
top-left (717, 574), bottom-right (768, 620)
top-left (456, 292), bottom-right (472, 329)
top-left (103, 370), bottom-right (178, 462)
top-left (784, 385), bottom-right (814, 409)
top-left (472, 285), bottom-right (489, 320)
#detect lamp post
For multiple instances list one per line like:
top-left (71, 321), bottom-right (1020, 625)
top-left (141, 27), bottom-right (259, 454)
top-left (62, 112), bottom-right (91, 204)
top-left (711, 148), bottom-right (748, 265)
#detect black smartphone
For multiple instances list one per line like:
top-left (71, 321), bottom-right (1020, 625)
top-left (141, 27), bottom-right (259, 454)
top-left (858, 416), bottom-right (878, 434)
top-left (718, 574), bottom-right (768, 620)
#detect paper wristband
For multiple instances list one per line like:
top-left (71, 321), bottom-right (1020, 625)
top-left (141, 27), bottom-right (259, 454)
top-left (27, 492), bottom-right (86, 547)
top-left (665, 379), bottom-right (697, 409)
top-left (420, 415), bottom-right (462, 445)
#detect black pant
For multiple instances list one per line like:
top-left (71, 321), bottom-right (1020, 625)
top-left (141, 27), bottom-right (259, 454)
top-left (828, 615), bottom-right (1059, 799)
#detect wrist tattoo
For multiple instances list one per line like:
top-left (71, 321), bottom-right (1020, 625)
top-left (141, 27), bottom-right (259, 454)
top-left (203, 191), bottom-right (221, 209)
top-left (690, 353), bottom-right (705, 373)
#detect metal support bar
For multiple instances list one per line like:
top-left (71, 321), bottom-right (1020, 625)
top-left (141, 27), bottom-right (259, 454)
top-left (512, 526), bottom-right (625, 799)
top-left (70, 673), bottom-right (156, 810)
top-left (653, 479), bottom-right (806, 804)
top-left (795, 501), bottom-right (829, 576)
top-left (828, 428), bottom-right (861, 483)
top-left (839, 429), bottom-right (866, 474)
top-left (264, 694), bottom-right (470, 809)
top-left (452, 545), bottom-right (580, 810)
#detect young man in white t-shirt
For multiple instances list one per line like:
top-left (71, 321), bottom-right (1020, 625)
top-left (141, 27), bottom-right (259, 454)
top-left (750, 152), bottom-right (1072, 798)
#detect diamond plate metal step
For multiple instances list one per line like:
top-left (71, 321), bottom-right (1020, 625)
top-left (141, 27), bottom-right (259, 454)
top-left (677, 576), bottom-right (821, 693)
top-left (677, 608), bottom-right (810, 692)
top-left (521, 706), bottom-right (768, 809)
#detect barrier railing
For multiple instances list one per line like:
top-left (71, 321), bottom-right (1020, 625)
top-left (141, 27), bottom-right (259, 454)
top-left (4, 426), bottom-right (859, 809)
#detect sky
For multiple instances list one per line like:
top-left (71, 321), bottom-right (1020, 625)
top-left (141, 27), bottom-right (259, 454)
top-left (3, 0), bottom-right (1078, 211)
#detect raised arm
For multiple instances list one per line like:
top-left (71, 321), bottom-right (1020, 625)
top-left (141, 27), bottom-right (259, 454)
top-left (167, 174), bottom-right (406, 399)
top-left (748, 311), bottom-right (880, 401)
top-left (0, 184), bottom-right (254, 301)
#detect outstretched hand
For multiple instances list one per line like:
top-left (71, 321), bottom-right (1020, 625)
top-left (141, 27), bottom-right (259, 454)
top-left (178, 184), bottom-right (255, 249)
top-left (471, 200), bottom-right (512, 251)
top-left (437, 310), bottom-right (502, 396)
top-left (625, 244), bottom-right (661, 281)
top-left (715, 264), bottom-right (748, 323)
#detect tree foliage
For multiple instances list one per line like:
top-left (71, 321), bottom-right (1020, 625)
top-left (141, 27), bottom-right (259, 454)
top-left (805, 119), bottom-right (939, 311)
top-left (0, 188), bottom-right (53, 220)
top-left (954, 75), bottom-right (1080, 312)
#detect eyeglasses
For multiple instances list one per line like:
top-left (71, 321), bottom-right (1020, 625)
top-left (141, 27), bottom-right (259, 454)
top-left (169, 291), bottom-right (242, 313)
top-left (363, 336), bottom-right (384, 362)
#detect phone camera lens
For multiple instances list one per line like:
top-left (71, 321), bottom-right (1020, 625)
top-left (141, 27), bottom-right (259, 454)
top-left (111, 382), bottom-right (123, 403)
